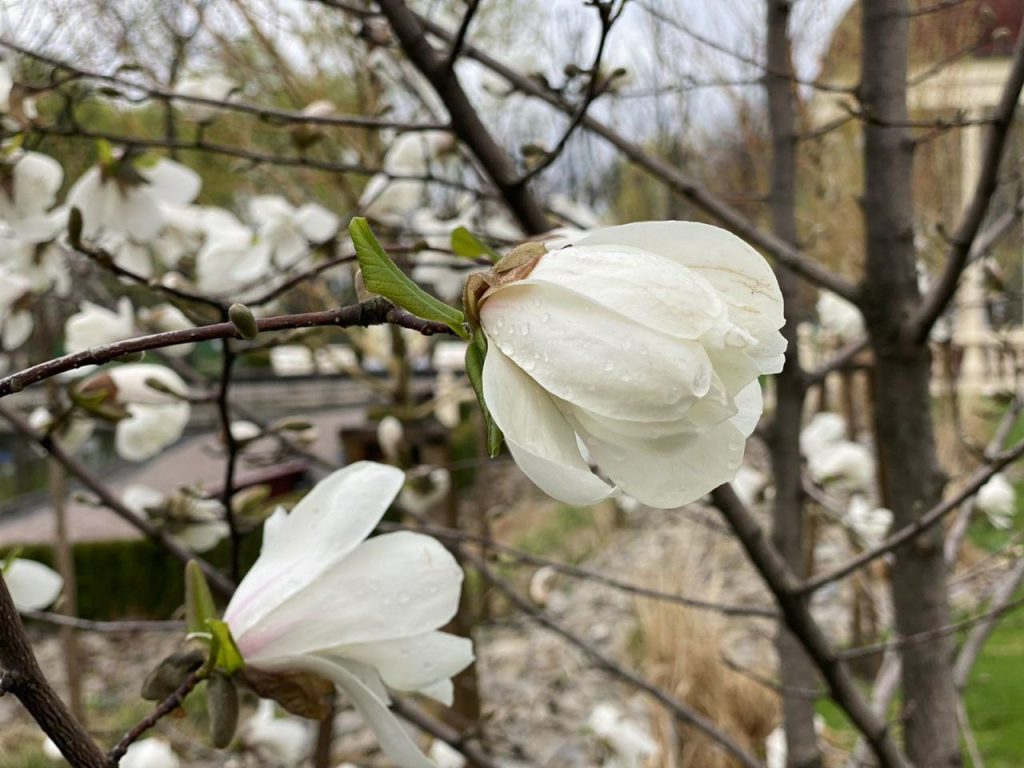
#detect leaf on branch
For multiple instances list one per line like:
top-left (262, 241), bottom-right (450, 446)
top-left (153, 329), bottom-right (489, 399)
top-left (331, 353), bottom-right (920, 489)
top-left (465, 331), bottom-right (504, 457)
top-left (349, 217), bottom-right (469, 339)
top-left (451, 226), bottom-right (500, 262)
top-left (185, 560), bottom-right (217, 636)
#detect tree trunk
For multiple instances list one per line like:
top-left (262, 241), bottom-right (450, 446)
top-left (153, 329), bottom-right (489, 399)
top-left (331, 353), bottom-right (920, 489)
top-left (765, 3), bottom-right (823, 766)
top-left (860, 2), bottom-right (961, 764)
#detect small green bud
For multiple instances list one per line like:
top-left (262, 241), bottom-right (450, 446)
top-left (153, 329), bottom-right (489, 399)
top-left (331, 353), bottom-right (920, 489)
top-left (228, 303), bottom-right (259, 340)
top-left (207, 673), bottom-right (240, 748)
top-left (141, 650), bottom-right (204, 701)
top-left (185, 561), bottom-right (218, 636)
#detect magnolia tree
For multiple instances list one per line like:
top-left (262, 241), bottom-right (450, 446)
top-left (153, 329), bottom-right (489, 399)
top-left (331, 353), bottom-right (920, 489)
top-left (1, 2), bottom-right (1024, 768)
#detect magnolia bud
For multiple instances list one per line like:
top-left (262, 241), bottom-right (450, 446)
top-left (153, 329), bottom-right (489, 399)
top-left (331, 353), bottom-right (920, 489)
top-left (207, 673), bottom-right (240, 748)
top-left (228, 303), bottom-right (259, 340)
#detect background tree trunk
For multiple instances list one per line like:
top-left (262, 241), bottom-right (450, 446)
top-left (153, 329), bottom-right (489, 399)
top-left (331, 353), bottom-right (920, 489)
top-left (860, 1), bottom-right (961, 764)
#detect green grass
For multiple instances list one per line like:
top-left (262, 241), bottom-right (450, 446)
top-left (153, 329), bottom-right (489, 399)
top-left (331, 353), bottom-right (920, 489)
top-left (514, 504), bottom-right (601, 563)
top-left (963, 621), bottom-right (1024, 767)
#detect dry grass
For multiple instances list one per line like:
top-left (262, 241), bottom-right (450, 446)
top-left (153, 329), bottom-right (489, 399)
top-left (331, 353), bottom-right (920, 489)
top-left (634, 540), bottom-right (779, 768)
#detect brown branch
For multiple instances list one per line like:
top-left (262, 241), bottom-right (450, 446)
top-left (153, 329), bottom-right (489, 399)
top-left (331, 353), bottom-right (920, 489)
top-left (375, 0), bottom-right (552, 235)
top-left (0, 574), bottom-right (109, 767)
top-left (710, 485), bottom-right (909, 768)
top-left (390, 697), bottom-right (502, 768)
top-left (909, 22), bottom-right (1024, 343)
top-left (953, 556), bottom-right (1024, 690)
top-left (445, 0), bottom-right (482, 70)
top-left (108, 670), bottom-right (203, 763)
top-left (0, 297), bottom-right (453, 398)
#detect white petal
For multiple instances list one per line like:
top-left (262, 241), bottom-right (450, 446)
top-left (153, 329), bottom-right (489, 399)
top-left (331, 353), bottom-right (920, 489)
top-left (141, 159), bottom-right (201, 206)
top-left (12, 152), bottom-right (63, 214)
top-left (108, 363), bottom-right (188, 404)
top-left (573, 222), bottom-right (786, 373)
top-left (115, 402), bottom-right (190, 461)
top-left (3, 558), bottom-right (63, 611)
top-left (295, 203), bottom-right (340, 243)
top-left (65, 169), bottom-right (105, 239)
top-left (225, 462), bottom-right (406, 641)
top-left (120, 188), bottom-right (167, 242)
top-left (328, 631), bottom-right (474, 695)
top-left (481, 283), bottom-right (714, 422)
top-left (483, 346), bottom-right (615, 505)
top-left (2, 310), bottom-right (33, 350)
top-left (234, 531), bottom-right (463, 661)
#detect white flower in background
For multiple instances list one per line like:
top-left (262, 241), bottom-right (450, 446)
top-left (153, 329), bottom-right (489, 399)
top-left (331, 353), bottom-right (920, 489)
top-left (816, 291), bottom-right (863, 340)
top-left (765, 727), bottom-right (785, 768)
top-left (229, 420), bottom-right (262, 443)
top-left (93, 364), bottom-right (191, 461)
top-left (475, 222), bottom-right (786, 508)
top-left (354, 325), bottom-right (431, 372)
top-left (269, 345), bottom-right (315, 377)
top-left (428, 740), bottom-right (467, 768)
top-left (399, 467), bottom-right (451, 515)
top-left (0, 150), bottom-right (66, 242)
top-left (360, 131), bottom-right (456, 223)
top-left (587, 702), bottom-right (659, 768)
top-left (122, 484), bottom-right (228, 552)
top-left (846, 495), bottom-right (893, 546)
top-left (0, 232), bottom-right (69, 294)
top-left (976, 472), bottom-right (1016, 530)
top-left (41, 737), bottom-right (62, 761)
top-left (28, 407), bottom-right (95, 454)
top-left (800, 411), bottom-right (847, 456)
top-left (195, 208), bottom-right (262, 292)
top-left (119, 738), bottom-right (180, 768)
top-left (152, 204), bottom-right (203, 269)
top-left (434, 369), bottom-right (467, 428)
top-left (136, 303), bottom-right (195, 357)
top-left (248, 195), bottom-right (340, 271)
top-left (223, 462), bottom-right (473, 768)
top-left (174, 74), bottom-right (236, 123)
top-left (1, 557), bottom-right (63, 612)
top-left (67, 155), bottom-right (201, 243)
top-left (807, 441), bottom-right (874, 490)
top-left (732, 464), bottom-right (769, 507)
top-left (377, 415), bottom-right (405, 462)
top-left (0, 266), bottom-right (33, 349)
top-left (64, 298), bottom-right (135, 354)
top-left (243, 700), bottom-right (310, 766)
top-left (0, 61), bottom-right (12, 113)
top-left (433, 341), bottom-right (467, 372)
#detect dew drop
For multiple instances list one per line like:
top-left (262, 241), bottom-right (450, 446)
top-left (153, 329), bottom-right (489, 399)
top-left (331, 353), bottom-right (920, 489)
top-left (500, 341), bottom-right (515, 356)
top-left (496, 318), bottom-right (505, 328)
top-left (520, 323), bottom-right (530, 337)
top-left (523, 358), bottom-right (536, 372)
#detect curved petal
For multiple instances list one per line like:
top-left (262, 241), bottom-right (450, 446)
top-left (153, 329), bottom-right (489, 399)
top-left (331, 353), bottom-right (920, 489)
top-left (65, 169), bottom-right (105, 239)
top-left (481, 283), bottom-right (714, 422)
top-left (4, 558), bottom-right (63, 611)
top-left (483, 346), bottom-right (615, 505)
top-left (2, 311), bottom-right (33, 350)
top-left (142, 159), bottom-right (201, 206)
top-left (115, 402), bottom-right (189, 461)
top-left (12, 152), bottom-right (63, 215)
top-left (121, 188), bottom-right (166, 242)
top-left (573, 222), bottom-right (786, 373)
top-left (234, 531), bottom-right (463, 660)
top-left (295, 203), bottom-right (340, 243)
top-left (328, 631), bottom-right (474, 696)
top-left (225, 463), bottom-right (406, 640)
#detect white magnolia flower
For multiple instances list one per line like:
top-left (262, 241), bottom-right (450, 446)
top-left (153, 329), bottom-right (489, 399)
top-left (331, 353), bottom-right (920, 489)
top-left (398, 467), bottom-right (451, 515)
top-left (67, 156), bottom-right (201, 243)
top-left (120, 738), bottom-right (180, 768)
top-left (229, 420), bottom-right (262, 443)
top-left (136, 303), bottom-right (195, 357)
top-left (0, 266), bottom-right (33, 349)
top-left (195, 208), bottom-right (262, 292)
top-left (174, 74), bottom-right (236, 123)
top-left (377, 415), bottom-right (405, 462)
top-left (1, 557), bottom-right (63, 612)
top-left (587, 702), bottom-right (659, 768)
top-left (28, 406), bottom-right (95, 454)
top-left (243, 700), bottom-right (310, 766)
top-left (816, 290), bottom-right (863, 340)
top-left (248, 195), bottom-right (340, 271)
top-left (0, 151), bottom-right (66, 242)
top-left (800, 411), bottom-right (847, 456)
top-left (64, 298), bottom-right (135, 354)
top-left (476, 221), bottom-right (786, 508)
top-left (976, 472), bottom-right (1016, 530)
top-left (765, 727), bottom-right (785, 768)
top-left (0, 61), bottom-right (12, 113)
top-left (428, 740), bottom-right (466, 768)
top-left (360, 132), bottom-right (456, 223)
top-left (100, 364), bottom-right (191, 461)
top-left (732, 464), bottom-right (769, 507)
top-left (807, 441), bottom-right (874, 491)
top-left (223, 462), bottom-right (473, 768)
top-left (122, 484), bottom-right (228, 552)
top-left (846, 495), bottom-right (893, 546)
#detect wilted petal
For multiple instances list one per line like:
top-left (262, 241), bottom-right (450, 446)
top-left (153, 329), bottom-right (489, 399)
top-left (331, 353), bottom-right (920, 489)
top-left (483, 346), bottom-right (615, 505)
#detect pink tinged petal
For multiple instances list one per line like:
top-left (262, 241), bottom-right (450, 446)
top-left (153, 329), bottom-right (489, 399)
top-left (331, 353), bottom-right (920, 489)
top-left (573, 222), bottom-right (787, 373)
top-left (482, 346), bottom-right (615, 506)
top-left (481, 283), bottom-right (714, 422)
top-left (287, 656), bottom-right (437, 768)
top-left (224, 462), bottom-right (406, 639)
top-left (4, 558), bottom-right (63, 611)
top-left (328, 631), bottom-right (474, 696)
top-left (141, 159), bottom-right (202, 206)
top-left (523, 244), bottom-right (726, 339)
top-left (234, 531), bottom-right (463, 661)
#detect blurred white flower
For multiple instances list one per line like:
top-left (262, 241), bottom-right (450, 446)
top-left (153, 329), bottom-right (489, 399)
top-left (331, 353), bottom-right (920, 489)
top-left (1, 557), bottom-right (63, 612)
top-left (223, 462), bottom-right (473, 768)
top-left (807, 441), bottom-right (874, 491)
top-left (136, 303), bottom-right (195, 357)
top-left (195, 208), bottom-right (262, 293)
top-left (477, 222), bottom-right (786, 508)
top-left (99, 364), bottom-right (190, 461)
top-left (120, 738), bottom-right (180, 768)
top-left (243, 700), bottom-right (310, 766)
top-left (428, 740), bottom-right (466, 768)
top-left (174, 74), bottom-right (236, 123)
top-left (67, 155), bottom-right (201, 243)
top-left (976, 472), bottom-right (1016, 530)
top-left (64, 298), bottom-right (135, 354)
top-left (587, 702), bottom-right (659, 768)
top-left (122, 484), bottom-right (228, 552)
top-left (816, 290), bottom-right (863, 340)
top-left (360, 131), bottom-right (456, 223)
top-left (229, 420), bottom-right (262, 443)
top-left (732, 464), bottom-right (769, 507)
top-left (846, 495), bottom-right (893, 546)
top-left (800, 412), bottom-right (847, 456)
top-left (0, 266), bottom-right (33, 349)
top-left (28, 406), bottom-right (94, 454)
top-left (248, 195), bottom-right (340, 271)
top-left (377, 415), bottom-right (405, 463)
top-left (398, 467), bottom-right (451, 515)
top-left (0, 150), bottom-right (66, 242)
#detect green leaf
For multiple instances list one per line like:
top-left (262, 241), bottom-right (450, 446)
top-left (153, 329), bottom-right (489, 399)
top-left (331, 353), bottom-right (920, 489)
top-left (451, 226), bottom-right (500, 262)
top-left (206, 619), bottom-right (245, 675)
top-left (96, 139), bottom-right (114, 167)
top-left (185, 561), bottom-right (217, 636)
top-left (465, 332), bottom-right (504, 457)
top-left (349, 217), bottom-right (469, 340)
